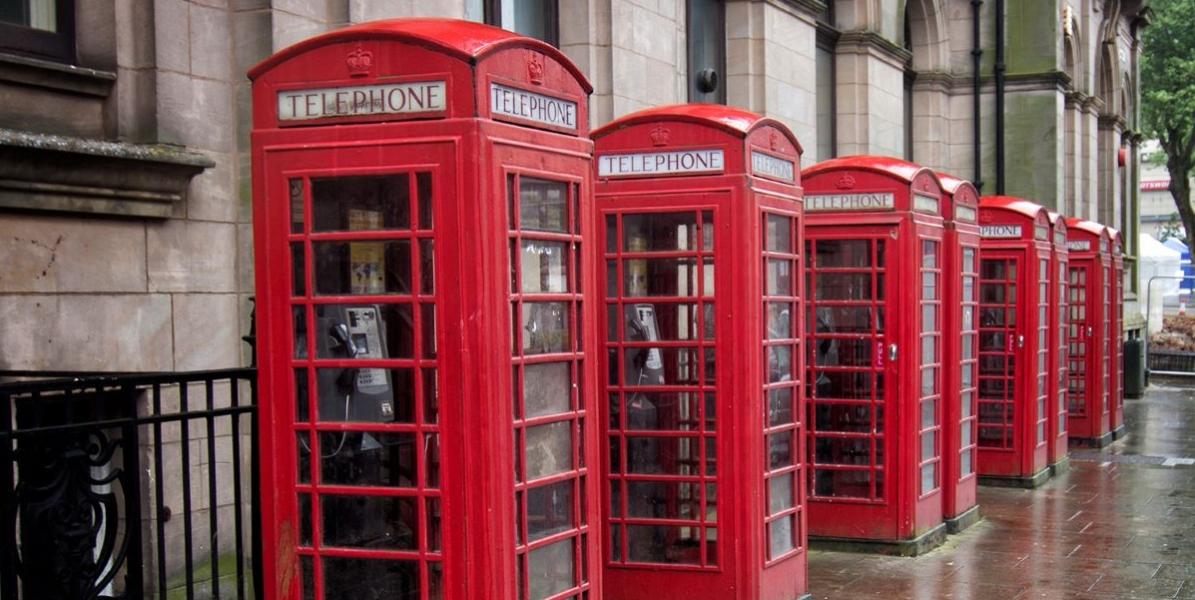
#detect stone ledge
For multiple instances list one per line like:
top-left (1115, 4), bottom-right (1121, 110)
top-left (0, 128), bottom-right (214, 218)
top-left (0, 52), bottom-right (116, 97)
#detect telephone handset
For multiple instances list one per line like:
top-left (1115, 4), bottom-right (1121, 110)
top-left (315, 305), bottom-right (396, 424)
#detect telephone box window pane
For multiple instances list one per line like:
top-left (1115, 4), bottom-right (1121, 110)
top-left (294, 306), bottom-right (309, 358)
top-left (427, 433), bottom-right (441, 488)
top-left (626, 481), bottom-right (701, 519)
top-left (767, 346), bottom-right (793, 383)
top-left (814, 404), bottom-right (870, 433)
top-left (321, 495), bottom-right (418, 549)
top-left (420, 240), bottom-right (435, 294)
top-left (623, 258), bottom-right (700, 297)
top-left (767, 432), bottom-right (793, 468)
top-left (814, 371), bottom-right (873, 400)
top-left (622, 347), bottom-right (701, 386)
top-left (920, 463), bottom-right (937, 494)
top-left (921, 399), bottom-right (936, 428)
top-left (766, 259), bottom-right (793, 296)
top-left (322, 557), bottom-right (418, 597)
top-left (765, 214), bottom-right (792, 253)
top-left (421, 304), bottom-right (437, 359)
top-left (313, 241), bottom-right (412, 295)
top-left (525, 362), bottom-right (571, 418)
top-left (814, 337), bottom-right (874, 368)
top-left (814, 469), bottom-right (871, 498)
top-left (315, 368), bottom-right (414, 423)
top-left (814, 240), bottom-right (872, 268)
top-left (622, 392), bottom-right (701, 430)
top-left (767, 302), bottom-right (794, 339)
top-left (626, 526), bottom-right (701, 564)
top-left (300, 555), bottom-right (315, 598)
top-left (814, 437), bottom-right (871, 465)
top-left (298, 493), bottom-right (313, 546)
top-left (527, 479), bottom-right (575, 541)
top-left (320, 432), bottom-right (417, 487)
top-left (921, 337), bottom-right (937, 364)
top-left (295, 369), bottom-right (310, 422)
top-left (525, 421), bottom-right (572, 480)
top-left (521, 240), bottom-right (568, 293)
top-left (961, 419), bottom-right (973, 445)
top-left (528, 539), bottom-right (575, 600)
top-left (920, 430), bottom-right (936, 461)
top-left (622, 212), bottom-right (698, 252)
top-left (312, 175), bottom-right (410, 231)
top-left (768, 516), bottom-right (796, 559)
top-left (768, 387), bottom-right (794, 426)
top-left (292, 244), bottom-right (306, 296)
top-left (417, 172), bottom-right (433, 229)
top-left (520, 178), bottom-right (568, 233)
top-left (815, 306), bottom-right (872, 334)
top-left (963, 248), bottom-right (976, 271)
top-left (623, 303), bottom-right (706, 341)
top-left (522, 302), bottom-right (570, 354)
top-left (961, 450), bottom-right (973, 474)
top-left (768, 473), bottom-right (795, 513)
top-left (626, 436), bottom-right (700, 475)
top-left (922, 241), bottom-right (938, 268)
top-left (815, 273), bottom-right (872, 300)
top-left (297, 433), bottom-right (311, 483)
top-left (314, 304), bottom-right (414, 360)
top-left (922, 272), bottom-right (937, 300)
top-left (921, 367), bottom-right (936, 395)
top-left (289, 178), bottom-right (305, 233)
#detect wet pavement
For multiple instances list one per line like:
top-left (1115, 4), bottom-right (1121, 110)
top-left (808, 378), bottom-right (1195, 599)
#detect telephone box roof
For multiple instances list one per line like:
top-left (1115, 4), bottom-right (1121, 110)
top-left (1066, 217), bottom-right (1109, 238)
top-left (803, 155), bottom-right (933, 185)
top-left (249, 18), bottom-right (591, 91)
top-left (980, 195), bottom-right (1048, 220)
top-left (591, 103), bottom-right (802, 151)
top-left (936, 172), bottom-right (974, 196)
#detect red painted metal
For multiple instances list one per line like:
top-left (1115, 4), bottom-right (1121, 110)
top-left (1108, 228), bottom-right (1125, 438)
top-left (1065, 219), bottom-right (1113, 446)
top-left (592, 104), bottom-right (807, 600)
top-left (936, 172), bottom-right (980, 524)
top-left (801, 156), bottom-right (946, 545)
top-left (250, 19), bottom-right (600, 600)
top-left (975, 196), bottom-right (1052, 483)
top-left (1047, 212), bottom-right (1071, 467)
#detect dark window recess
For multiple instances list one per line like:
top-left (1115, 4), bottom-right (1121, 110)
top-left (485, 0), bottom-right (559, 47)
top-left (0, 0), bottom-right (75, 62)
top-left (687, 0), bottom-right (726, 104)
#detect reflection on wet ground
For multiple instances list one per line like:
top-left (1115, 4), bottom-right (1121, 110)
top-left (808, 378), bottom-right (1195, 599)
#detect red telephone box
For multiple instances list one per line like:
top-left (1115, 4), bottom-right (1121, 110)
top-left (1108, 228), bottom-right (1126, 439)
top-left (250, 20), bottom-right (602, 599)
top-left (975, 196), bottom-right (1052, 488)
top-left (591, 105), bottom-right (807, 600)
top-left (936, 172), bottom-right (980, 533)
top-left (1065, 219), bottom-right (1113, 447)
top-left (1047, 212), bottom-right (1071, 471)
top-left (801, 156), bottom-right (947, 554)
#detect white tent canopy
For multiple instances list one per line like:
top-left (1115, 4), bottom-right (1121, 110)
top-left (1139, 232), bottom-right (1184, 333)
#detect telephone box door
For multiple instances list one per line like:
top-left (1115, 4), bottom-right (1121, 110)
top-left (976, 251), bottom-right (1023, 476)
top-left (261, 141), bottom-right (455, 599)
top-left (1067, 263), bottom-right (1096, 436)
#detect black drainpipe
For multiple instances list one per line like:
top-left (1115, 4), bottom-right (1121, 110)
top-left (971, 0), bottom-right (984, 190)
top-left (995, 0), bottom-right (1006, 194)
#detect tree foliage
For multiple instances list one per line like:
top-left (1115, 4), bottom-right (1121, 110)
top-left (1142, 0), bottom-right (1195, 257)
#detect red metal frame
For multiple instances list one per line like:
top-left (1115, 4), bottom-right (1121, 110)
top-left (250, 19), bottom-right (602, 600)
top-left (1065, 219), bottom-right (1113, 447)
top-left (1047, 213), bottom-right (1070, 467)
top-left (975, 196), bottom-right (1052, 485)
top-left (592, 105), bottom-right (807, 600)
top-left (1108, 228), bottom-right (1125, 438)
top-left (936, 173), bottom-right (980, 526)
top-left (801, 156), bottom-right (946, 546)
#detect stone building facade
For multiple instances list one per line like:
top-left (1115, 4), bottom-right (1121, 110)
top-left (0, 0), bottom-right (1148, 593)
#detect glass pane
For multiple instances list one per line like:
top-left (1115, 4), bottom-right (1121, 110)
top-left (813, 371), bottom-right (873, 400)
top-left (813, 469), bottom-right (871, 498)
top-left (314, 304), bottom-right (414, 360)
top-left (292, 244), bottom-right (306, 296)
top-left (814, 404), bottom-right (871, 433)
top-left (814, 240), bottom-right (872, 268)
top-left (815, 273), bottom-right (872, 300)
top-left (315, 368), bottom-right (414, 423)
top-left (626, 436), bottom-right (701, 475)
top-left (527, 479), bottom-right (574, 541)
top-left (765, 214), bottom-right (792, 253)
top-left (525, 362), bottom-right (572, 418)
top-left (320, 432), bottom-right (417, 487)
top-left (768, 432), bottom-right (793, 469)
top-left (814, 437), bottom-right (871, 465)
top-left (295, 369), bottom-right (310, 422)
top-left (623, 258), bottom-right (700, 297)
top-left (526, 421), bottom-right (573, 480)
top-left (522, 302), bottom-right (570, 354)
top-left (520, 240), bottom-right (568, 293)
top-left (528, 538), bottom-right (575, 599)
top-left (921, 430), bottom-right (936, 461)
top-left (767, 345), bottom-right (793, 384)
top-left (920, 463), bottom-right (937, 494)
top-left (768, 473), bottom-right (795, 514)
top-left (623, 212), bottom-right (698, 252)
top-left (322, 557), bottom-right (418, 598)
top-left (767, 302), bottom-right (794, 339)
top-left (623, 392), bottom-right (702, 430)
top-left (766, 259), bottom-right (793, 296)
top-left (623, 303), bottom-right (707, 341)
top-left (768, 387), bottom-right (795, 426)
top-left (922, 241), bottom-right (938, 268)
top-left (313, 241), bottom-right (411, 295)
top-left (626, 525), bottom-right (702, 564)
top-left (518, 178), bottom-right (568, 232)
top-left (312, 174), bottom-right (410, 232)
top-left (417, 172), bottom-right (433, 229)
top-left (626, 481), bottom-right (701, 519)
top-left (321, 495), bottom-right (418, 549)
top-left (622, 347), bottom-right (702, 387)
top-left (290, 178), bottom-right (305, 233)
top-left (420, 240), bottom-right (435, 294)
top-left (814, 306), bottom-right (872, 334)
top-left (768, 516), bottom-right (796, 559)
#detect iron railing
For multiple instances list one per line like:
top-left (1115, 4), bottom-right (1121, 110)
top-left (0, 369), bottom-right (261, 600)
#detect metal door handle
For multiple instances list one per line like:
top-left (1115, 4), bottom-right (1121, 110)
top-left (889, 344), bottom-right (898, 362)
top-left (1017, 335), bottom-right (1025, 349)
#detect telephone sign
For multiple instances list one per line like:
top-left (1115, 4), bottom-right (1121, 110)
top-left (251, 19), bottom-right (600, 600)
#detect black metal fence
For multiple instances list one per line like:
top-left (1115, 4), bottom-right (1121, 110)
top-left (0, 369), bottom-right (261, 600)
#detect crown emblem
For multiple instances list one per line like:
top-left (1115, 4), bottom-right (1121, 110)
top-left (346, 44), bottom-right (373, 77)
top-left (835, 174), bottom-right (856, 189)
top-left (527, 52), bottom-right (545, 84)
top-left (769, 131), bottom-right (780, 151)
top-left (650, 126), bottom-right (670, 146)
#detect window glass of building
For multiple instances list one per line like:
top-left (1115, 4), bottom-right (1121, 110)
top-left (486, 0), bottom-right (559, 46)
top-left (687, 0), bottom-right (726, 104)
top-left (0, 0), bottom-right (74, 61)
